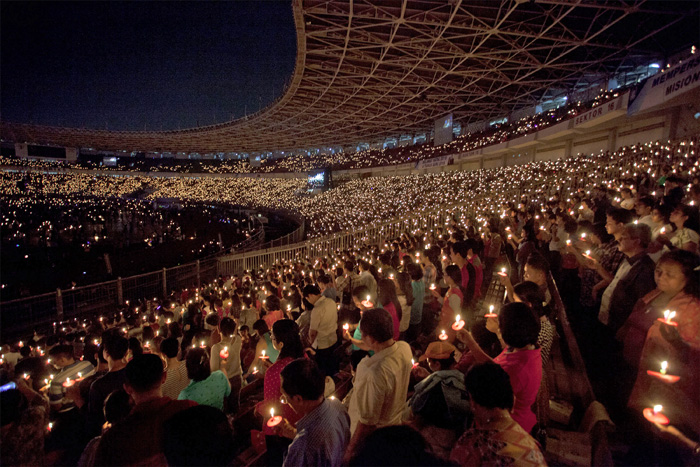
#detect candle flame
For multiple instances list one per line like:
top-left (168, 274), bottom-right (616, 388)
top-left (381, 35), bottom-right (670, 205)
top-left (660, 361), bottom-right (668, 374)
top-left (270, 408), bottom-right (275, 418)
top-left (455, 315), bottom-right (461, 323)
top-left (653, 404), bottom-right (663, 414)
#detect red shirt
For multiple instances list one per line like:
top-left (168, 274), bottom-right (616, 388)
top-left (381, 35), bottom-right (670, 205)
top-left (262, 357), bottom-right (301, 436)
top-left (493, 348), bottom-right (541, 433)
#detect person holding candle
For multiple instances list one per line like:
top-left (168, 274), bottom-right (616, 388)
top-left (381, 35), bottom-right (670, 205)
top-left (243, 320), bottom-right (279, 379)
top-left (618, 250), bottom-right (700, 370)
top-left (274, 359), bottom-right (350, 467)
top-left (260, 319), bottom-right (305, 466)
top-left (47, 344), bottom-right (95, 412)
top-left (303, 284), bottom-right (339, 378)
top-left (456, 302), bottom-right (542, 433)
top-left (377, 278), bottom-right (403, 341)
top-left (262, 295), bottom-right (286, 330)
top-left (627, 252), bottom-right (700, 436)
top-left (210, 317), bottom-right (243, 414)
top-left (160, 338), bottom-right (189, 400)
top-left (0, 377), bottom-right (50, 466)
top-left (663, 204), bottom-right (700, 253)
top-left (345, 308), bottom-right (413, 462)
top-left (430, 265), bottom-right (464, 342)
top-left (405, 341), bottom-right (470, 461)
top-left (86, 335), bottom-right (128, 437)
top-left (177, 348), bottom-right (230, 411)
top-left (598, 223), bottom-right (656, 334)
top-left (404, 263), bottom-right (426, 343)
top-left (94, 354), bottom-right (197, 466)
top-left (450, 363), bottom-right (546, 466)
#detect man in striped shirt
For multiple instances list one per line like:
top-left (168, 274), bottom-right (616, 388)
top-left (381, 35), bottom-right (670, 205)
top-left (48, 344), bottom-right (95, 410)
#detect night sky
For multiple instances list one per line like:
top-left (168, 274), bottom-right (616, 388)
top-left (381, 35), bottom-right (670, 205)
top-left (1, 1), bottom-right (297, 131)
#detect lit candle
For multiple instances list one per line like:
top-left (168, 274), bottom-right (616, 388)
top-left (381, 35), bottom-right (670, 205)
top-left (658, 309), bottom-right (678, 326)
top-left (497, 267), bottom-right (507, 277)
top-left (47, 422), bottom-right (53, 432)
top-left (646, 360), bottom-right (680, 384)
top-left (660, 227), bottom-right (666, 235)
top-left (361, 294), bottom-right (374, 308)
top-left (267, 407), bottom-right (282, 427)
top-left (438, 330), bottom-right (448, 341)
top-left (643, 404), bottom-right (669, 425)
top-left (343, 323), bottom-right (350, 332)
top-left (252, 366), bottom-right (258, 374)
top-left (63, 377), bottom-right (75, 388)
top-left (452, 314), bottom-right (465, 331)
top-left (220, 346), bottom-right (229, 360)
top-left (411, 358), bottom-right (418, 368)
top-left (580, 233), bottom-right (587, 240)
top-left (429, 283), bottom-right (436, 290)
top-left (200, 340), bottom-right (206, 348)
top-left (485, 305), bottom-right (498, 319)
top-left (260, 350), bottom-right (268, 360)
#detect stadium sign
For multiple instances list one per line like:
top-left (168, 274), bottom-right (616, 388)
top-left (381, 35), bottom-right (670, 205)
top-left (628, 57), bottom-right (700, 115)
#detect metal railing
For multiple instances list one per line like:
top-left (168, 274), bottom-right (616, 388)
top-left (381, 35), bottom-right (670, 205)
top-left (0, 217), bottom-right (304, 339)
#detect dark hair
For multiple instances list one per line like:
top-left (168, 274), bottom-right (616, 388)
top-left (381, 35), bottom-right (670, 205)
top-left (142, 326), bottom-right (155, 342)
top-left (607, 207), bottom-right (633, 225)
top-left (48, 344), bottom-right (74, 360)
top-left (637, 196), bottom-right (654, 209)
top-left (317, 274), bottom-right (332, 285)
top-left (377, 278), bottom-right (402, 321)
top-left (513, 281), bottom-right (547, 318)
top-left (407, 263), bottom-right (423, 281)
top-left (590, 221), bottom-right (613, 244)
top-left (271, 319), bottom-right (304, 360)
top-left (185, 348), bottom-right (211, 382)
top-left (264, 295), bottom-right (281, 312)
top-left (499, 302), bottom-right (540, 348)
top-left (349, 425), bottom-right (446, 467)
top-left (104, 335), bottom-right (129, 360)
top-left (219, 317), bottom-right (236, 337)
top-left (359, 308), bottom-right (394, 343)
top-left (653, 202), bottom-right (672, 224)
top-left (344, 260), bottom-right (355, 272)
top-left (252, 319), bottom-right (269, 336)
top-left (451, 241), bottom-right (469, 259)
top-left (205, 313), bottom-right (220, 327)
top-left (160, 338), bottom-right (179, 359)
top-left (465, 363), bottom-right (514, 410)
top-left (657, 250), bottom-right (700, 298)
top-left (280, 358), bottom-right (325, 401)
top-left (352, 285), bottom-right (370, 301)
top-left (302, 284), bottom-right (321, 297)
top-left (104, 389), bottom-right (132, 425)
top-left (163, 405), bottom-right (236, 467)
top-left (444, 264), bottom-right (462, 286)
top-left (125, 354), bottom-right (165, 393)
top-left (129, 337), bottom-right (144, 357)
top-left (525, 252), bottom-right (549, 274)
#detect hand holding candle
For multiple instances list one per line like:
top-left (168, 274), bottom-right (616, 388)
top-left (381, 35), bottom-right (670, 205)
top-left (267, 408), bottom-right (282, 428)
top-left (658, 309), bottom-right (678, 326)
top-left (646, 360), bottom-right (680, 383)
top-left (451, 314), bottom-right (465, 331)
top-left (485, 305), bottom-right (498, 319)
top-left (643, 404), bottom-right (669, 425)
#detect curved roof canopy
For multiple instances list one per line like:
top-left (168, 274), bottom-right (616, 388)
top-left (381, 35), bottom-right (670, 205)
top-left (1, 0), bottom-right (697, 154)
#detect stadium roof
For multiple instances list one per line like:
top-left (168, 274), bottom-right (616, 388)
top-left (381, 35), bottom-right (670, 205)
top-left (1, 0), bottom-right (697, 154)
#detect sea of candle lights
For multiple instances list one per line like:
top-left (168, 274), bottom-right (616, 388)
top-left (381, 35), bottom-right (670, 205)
top-left (0, 125), bottom-right (698, 454)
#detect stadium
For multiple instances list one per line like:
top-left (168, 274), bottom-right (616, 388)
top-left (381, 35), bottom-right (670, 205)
top-left (1, 1), bottom-right (699, 465)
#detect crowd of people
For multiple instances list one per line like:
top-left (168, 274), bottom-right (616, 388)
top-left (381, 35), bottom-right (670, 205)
top-left (0, 86), bottom-right (625, 175)
top-left (1, 133), bottom-right (699, 465)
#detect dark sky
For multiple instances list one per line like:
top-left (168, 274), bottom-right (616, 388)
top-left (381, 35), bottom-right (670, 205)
top-left (1, 1), bottom-right (297, 131)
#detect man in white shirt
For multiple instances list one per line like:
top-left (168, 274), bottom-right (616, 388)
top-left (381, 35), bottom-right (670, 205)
top-left (345, 308), bottom-right (412, 462)
top-left (303, 284), bottom-right (339, 377)
top-left (356, 260), bottom-right (377, 299)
